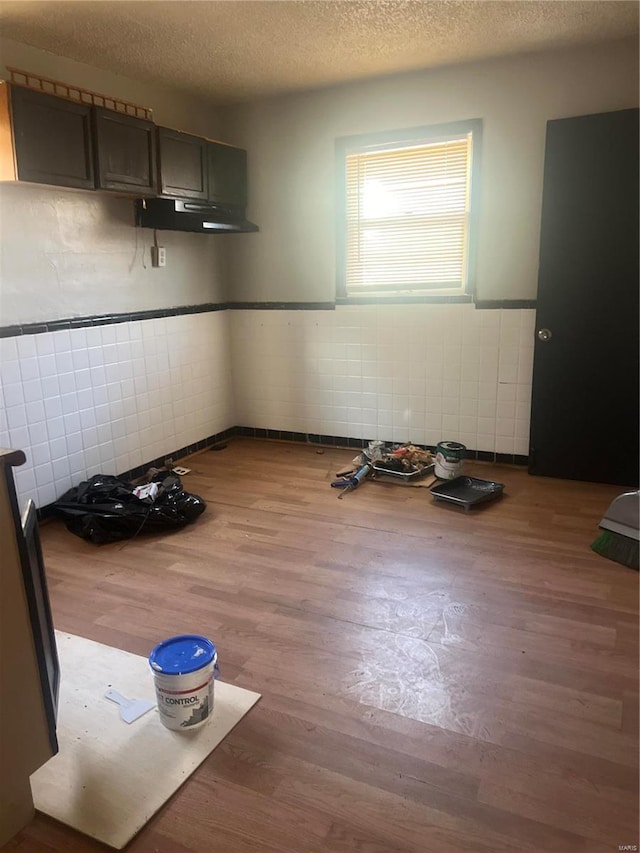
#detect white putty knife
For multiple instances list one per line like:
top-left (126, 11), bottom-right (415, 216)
top-left (105, 688), bottom-right (155, 724)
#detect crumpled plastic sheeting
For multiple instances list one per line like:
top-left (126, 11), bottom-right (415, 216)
top-left (53, 470), bottom-right (206, 545)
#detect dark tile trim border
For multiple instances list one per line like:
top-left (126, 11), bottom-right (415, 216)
top-left (474, 299), bottom-right (537, 309)
top-left (2, 298), bottom-right (539, 338)
top-left (37, 426), bottom-right (528, 519)
top-left (0, 303), bottom-right (228, 338)
top-left (227, 302), bottom-right (335, 311)
top-left (0, 302), bottom-right (337, 337)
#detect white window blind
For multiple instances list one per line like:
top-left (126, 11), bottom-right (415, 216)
top-left (345, 133), bottom-right (473, 295)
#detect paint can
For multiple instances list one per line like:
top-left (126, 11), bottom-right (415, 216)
top-left (149, 634), bottom-right (219, 731)
top-left (434, 441), bottom-right (466, 480)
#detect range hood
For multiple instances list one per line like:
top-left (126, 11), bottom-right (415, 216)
top-left (135, 199), bottom-right (258, 234)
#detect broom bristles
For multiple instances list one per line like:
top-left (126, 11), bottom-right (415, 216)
top-left (591, 529), bottom-right (639, 570)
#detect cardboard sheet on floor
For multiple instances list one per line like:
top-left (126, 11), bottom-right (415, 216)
top-left (31, 631), bottom-right (261, 849)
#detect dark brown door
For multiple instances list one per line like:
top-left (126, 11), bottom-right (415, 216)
top-left (158, 127), bottom-right (208, 200)
top-left (93, 107), bottom-right (157, 195)
top-left (208, 142), bottom-right (247, 207)
top-left (10, 85), bottom-right (94, 189)
top-left (529, 108), bottom-right (639, 486)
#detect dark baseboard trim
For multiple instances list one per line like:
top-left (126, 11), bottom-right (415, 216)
top-left (234, 427), bottom-right (529, 467)
top-left (37, 426), bottom-right (528, 520)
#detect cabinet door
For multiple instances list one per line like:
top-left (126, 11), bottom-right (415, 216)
top-left (158, 127), bottom-right (208, 200)
top-left (93, 108), bottom-right (157, 195)
top-left (208, 142), bottom-right (247, 208)
top-left (10, 85), bottom-right (94, 189)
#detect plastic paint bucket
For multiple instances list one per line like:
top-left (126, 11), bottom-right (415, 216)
top-left (367, 440), bottom-right (385, 461)
top-left (149, 634), bottom-right (219, 731)
top-left (434, 441), bottom-right (466, 480)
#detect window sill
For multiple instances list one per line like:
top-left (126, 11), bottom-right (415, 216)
top-left (336, 293), bottom-right (473, 306)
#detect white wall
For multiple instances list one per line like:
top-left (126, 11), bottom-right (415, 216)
top-left (223, 39), bottom-right (637, 462)
top-left (221, 38), bottom-right (639, 303)
top-left (0, 37), bottom-right (229, 325)
top-left (0, 184), bottom-right (228, 325)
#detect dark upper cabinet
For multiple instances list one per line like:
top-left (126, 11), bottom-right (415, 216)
top-left (93, 107), bottom-right (157, 195)
top-left (208, 142), bottom-right (247, 208)
top-left (0, 83), bottom-right (253, 216)
top-left (9, 85), bottom-right (94, 190)
top-left (157, 127), bottom-right (208, 200)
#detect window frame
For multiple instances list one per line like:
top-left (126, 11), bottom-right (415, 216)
top-left (335, 119), bottom-right (482, 302)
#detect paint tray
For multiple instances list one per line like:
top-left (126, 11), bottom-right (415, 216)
top-left (430, 476), bottom-right (504, 510)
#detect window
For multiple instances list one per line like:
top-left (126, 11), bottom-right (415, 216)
top-left (336, 120), bottom-right (481, 299)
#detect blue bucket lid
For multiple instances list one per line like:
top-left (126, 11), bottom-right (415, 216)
top-left (149, 634), bottom-right (216, 675)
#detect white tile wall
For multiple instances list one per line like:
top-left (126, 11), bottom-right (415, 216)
top-left (231, 303), bottom-right (535, 456)
top-left (0, 302), bottom-right (536, 510)
top-left (0, 312), bottom-right (234, 509)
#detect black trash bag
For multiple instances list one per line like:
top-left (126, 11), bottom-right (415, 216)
top-left (53, 470), bottom-right (206, 545)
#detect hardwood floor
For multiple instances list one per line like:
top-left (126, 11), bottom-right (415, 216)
top-left (10, 439), bottom-right (639, 852)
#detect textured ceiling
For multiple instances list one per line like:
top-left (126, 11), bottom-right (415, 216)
top-left (0, 1), bottom-right (637, 105)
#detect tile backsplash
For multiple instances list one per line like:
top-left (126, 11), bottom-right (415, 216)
top-left (231, 303), bottom-right (535, 457)
top-left (1, 302), bottom-right (536, 509)
top-left (0, 311), bottom-right (234, 508)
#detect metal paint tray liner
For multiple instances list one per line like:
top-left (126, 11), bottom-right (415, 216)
top-left (431, 476), bottom-right (504, 510)
top-left (372, 461), bottom-right (434, 481)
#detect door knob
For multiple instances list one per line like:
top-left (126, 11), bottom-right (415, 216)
top-left (537, 328), bottom-right (552, 342)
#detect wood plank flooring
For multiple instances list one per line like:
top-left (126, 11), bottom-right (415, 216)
top-left (9, 439), bottom-right (639, 852)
